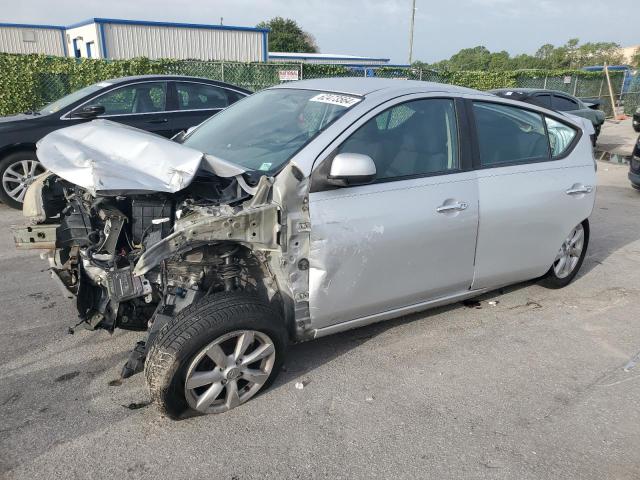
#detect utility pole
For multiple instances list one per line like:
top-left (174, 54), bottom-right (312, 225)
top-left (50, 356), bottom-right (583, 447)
top-left (408, 0), bottom-right (416, 65)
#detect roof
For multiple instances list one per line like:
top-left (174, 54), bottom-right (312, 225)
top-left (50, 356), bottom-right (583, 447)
top-left (269, 52), bottom-right (390, 62)
top-left (95, 74), bottom-right (252, 93)
top-left (273, 77), bottom-right (480, 96)
top-left (0, 22), bottom-right (65, 30)
top-left (65, 18), bottom-right (269, 33)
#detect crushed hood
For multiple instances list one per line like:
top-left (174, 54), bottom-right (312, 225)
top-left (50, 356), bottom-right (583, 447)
top-left (36, 119), bottom-right (248, 195)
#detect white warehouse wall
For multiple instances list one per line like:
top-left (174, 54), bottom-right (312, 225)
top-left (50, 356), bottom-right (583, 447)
top-left (102, 23), bottom-right (265, 62)
top-left (0, 25), bottom-right (65, 56)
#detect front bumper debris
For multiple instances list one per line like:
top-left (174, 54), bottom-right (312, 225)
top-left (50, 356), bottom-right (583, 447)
top-left (12, 224), bottom-right (59, 250)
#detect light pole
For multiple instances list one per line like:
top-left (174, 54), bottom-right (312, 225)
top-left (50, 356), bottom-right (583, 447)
top-left (408, 0), bottom-right (416, 65)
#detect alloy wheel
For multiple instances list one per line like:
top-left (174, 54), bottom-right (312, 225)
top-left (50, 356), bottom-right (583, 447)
top-left (2, 159), bottom-right (45, 203)
top-left (184, 330), bottom-right (276, 414)
top-left (553, 224), bottom-right (585, 279)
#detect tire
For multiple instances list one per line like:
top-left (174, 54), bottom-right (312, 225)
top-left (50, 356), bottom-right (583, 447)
top-left (539, 219), bottom-right (590, 289)
top-left (633, 124), bottom-right (640, 133)
top-left (0, 151), bottom-right (45, 209)
top-left (144, 291), bottom-right (287, 419)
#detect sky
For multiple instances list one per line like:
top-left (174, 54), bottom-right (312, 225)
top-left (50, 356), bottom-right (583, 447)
top-left (5, 0), bottom-right (640, 64)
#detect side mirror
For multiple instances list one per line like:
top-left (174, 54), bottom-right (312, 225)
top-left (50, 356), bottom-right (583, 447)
top-left (71, 105), bottom-right (105, 119)
top-left (328, 153), bottom-right (376, 187)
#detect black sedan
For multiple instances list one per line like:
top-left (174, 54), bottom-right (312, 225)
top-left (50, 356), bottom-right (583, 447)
top-left (491, 88), bottom-right (606, 142)
top-left (0, 75), bottom-right (250, 208)
top-left (629, 135), bottom-right (640, 191)
top-left (633, 107), bottom-right (640, 133)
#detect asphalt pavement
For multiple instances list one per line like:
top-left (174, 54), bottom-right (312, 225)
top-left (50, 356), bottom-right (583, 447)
top-left (1, 161), bottom-right (639, 480)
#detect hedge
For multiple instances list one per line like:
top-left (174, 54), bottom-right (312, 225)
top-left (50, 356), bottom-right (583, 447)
top-left (0, 52), bottom-right (621, 117)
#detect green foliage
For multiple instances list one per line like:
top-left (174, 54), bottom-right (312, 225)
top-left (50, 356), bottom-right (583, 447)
top-left (256, 17), bottom-right (318, 53)
top-left (0, 53), bottom-right (178, 115)
top-left (0, 53), bottom-right (624, 117)
top-left (631, 48), bottom-right (640, 68)
top-left (418, 39), bottom-right (626, 71)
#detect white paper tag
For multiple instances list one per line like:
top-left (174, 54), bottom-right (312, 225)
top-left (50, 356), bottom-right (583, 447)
top-left (310, 93), bottom-right (361, 107)
top-left (258, 162), bottom-right (272, 171)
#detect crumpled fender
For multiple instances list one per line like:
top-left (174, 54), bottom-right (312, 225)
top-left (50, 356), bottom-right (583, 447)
top-left (133, 177), bottom-right (280, 276)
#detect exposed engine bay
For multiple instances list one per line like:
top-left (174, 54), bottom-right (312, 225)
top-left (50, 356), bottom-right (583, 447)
top-left (16, 171), bottom-right (281, 334)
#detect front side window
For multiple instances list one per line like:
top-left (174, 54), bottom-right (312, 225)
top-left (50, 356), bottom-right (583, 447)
top-left (545, 117), bottom-right (577, 157)
top-left (336, 98), bottom-right (459, 181)
top-left (176, 82), bottom-right (232, 110)
top-left (87, 82), bottom-right (166, 115)
top-left (473, 102), bottom-right (549, 166)
top-left (182, 89), bottom-right (358, 173)
top-left (40, 83), bottom-right (106, 115)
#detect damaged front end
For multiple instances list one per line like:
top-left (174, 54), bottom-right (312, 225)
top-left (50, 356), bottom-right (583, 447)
top-left (14, 121), bottom-right (311, 376)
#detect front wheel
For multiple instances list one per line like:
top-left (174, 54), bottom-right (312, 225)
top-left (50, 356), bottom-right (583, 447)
top-left (0, 151), bottom-right (46, 209)
top-left (144, 292), bottom-right (287, 418)
top-left (539, 219), bottom-right (589, 289)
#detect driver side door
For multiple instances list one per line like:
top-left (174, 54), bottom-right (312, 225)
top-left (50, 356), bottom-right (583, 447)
top-left (308, 96), bottom-right (479, 331)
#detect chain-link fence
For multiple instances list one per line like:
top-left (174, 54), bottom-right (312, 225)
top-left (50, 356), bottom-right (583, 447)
top-left (23, 59), bottom-right (640, 119)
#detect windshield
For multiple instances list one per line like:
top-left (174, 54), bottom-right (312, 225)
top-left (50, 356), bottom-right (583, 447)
top-left (182, 89), bottom-right (361, 172)
top-left (39, 82), bottom-right (112, 115)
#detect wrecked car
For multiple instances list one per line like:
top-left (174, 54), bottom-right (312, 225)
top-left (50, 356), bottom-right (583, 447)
top-left (14, 78), bottom-right (597, 417)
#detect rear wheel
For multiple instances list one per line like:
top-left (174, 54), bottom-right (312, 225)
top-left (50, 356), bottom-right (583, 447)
top-left (540, 220), bottom-right (589, 289)
top-left (144, 292), bottom-right (287, 418)
top-left (0, 151), bottom-right (45, 209)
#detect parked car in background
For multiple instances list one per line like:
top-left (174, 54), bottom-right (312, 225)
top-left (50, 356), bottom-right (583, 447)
top-left (15, 78), bottom-right (596, 418)
top-left (633, 107), bottom-right (640, 132)
top-left (629, 135), bottom-right (640, 190)
top-left (0, 75), bottom-right (250, 208)
top-left (491, 88), bottom-right (606, 144)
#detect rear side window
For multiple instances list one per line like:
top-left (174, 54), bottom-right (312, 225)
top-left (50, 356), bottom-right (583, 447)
top-left (529, 94), bottom-right (553, 109)
top-left (473, 102), bottom-right (550, 166)
top-left (545, 117), bottom-right (577, 157)
top-left (553, 95), bottom-right (579, 111)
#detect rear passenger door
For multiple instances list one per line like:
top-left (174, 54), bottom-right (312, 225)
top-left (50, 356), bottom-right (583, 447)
top-left (470, 100), bottom-right (595, 290)
top-left (168, 81), bottom-right (245, 135)
top-left (308, 96), bottom-right (479, 329)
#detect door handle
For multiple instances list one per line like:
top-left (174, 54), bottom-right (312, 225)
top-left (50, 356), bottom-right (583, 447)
top-left (565, 185), bottom-right (593, 195)
top-left (436, 201), bottom-right (469, 213)
top-left (146, 118), bottom-right (168, 124)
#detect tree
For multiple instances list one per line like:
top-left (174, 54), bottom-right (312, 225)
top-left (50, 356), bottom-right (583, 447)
top-left (416, 38), bottom-right (627, 71)
top-left (257, 17), bottom-right (318, 53)
top-left (632, 48), bottom-right (640, 67)
top-left (575, 42), bottom-right (623, 66)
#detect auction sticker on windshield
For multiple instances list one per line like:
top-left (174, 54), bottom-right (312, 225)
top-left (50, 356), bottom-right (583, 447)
top-left (310, 93), bottom-right (361, 107)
